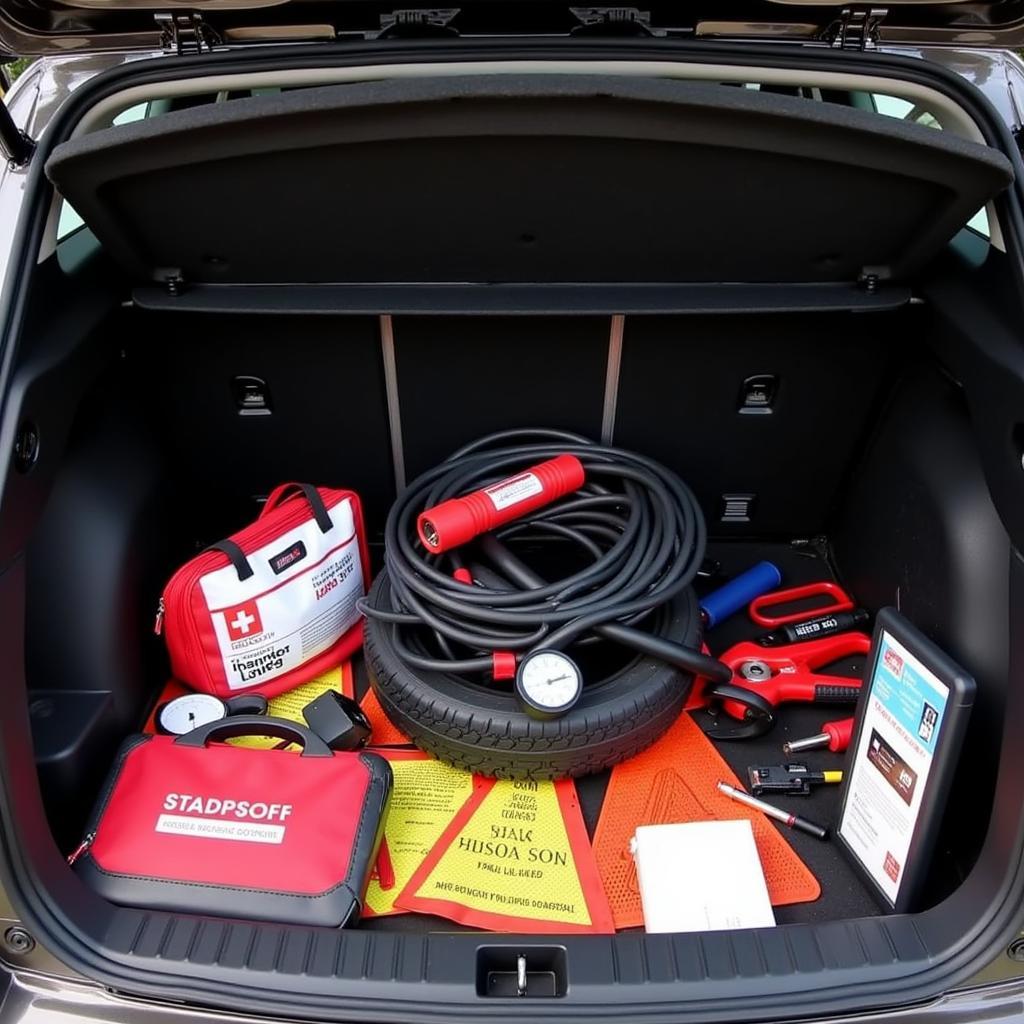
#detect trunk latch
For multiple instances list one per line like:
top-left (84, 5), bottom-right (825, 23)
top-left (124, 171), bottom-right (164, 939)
top-left (477, 946), bottom-right (567, 997)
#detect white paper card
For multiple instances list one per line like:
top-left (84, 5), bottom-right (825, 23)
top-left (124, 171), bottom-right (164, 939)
top-left (632, 820), bottom-right (775, 933)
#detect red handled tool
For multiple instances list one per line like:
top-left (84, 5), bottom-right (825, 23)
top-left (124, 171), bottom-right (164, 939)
top-left (749, 582), bottom-right (855, 627)
top-left (417, 454), bottom-right (585, 553)
top-left (782, 717), bottom-right (854, 755)
top-left (699, 631), bottom-right (870, 740)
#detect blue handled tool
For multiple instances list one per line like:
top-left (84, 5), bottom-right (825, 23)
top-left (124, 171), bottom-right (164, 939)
top-left (700, 561), bottom-right (782, 628)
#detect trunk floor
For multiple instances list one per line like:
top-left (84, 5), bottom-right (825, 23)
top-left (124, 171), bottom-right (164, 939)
top-left (353, 539), bottom-right (884, 933)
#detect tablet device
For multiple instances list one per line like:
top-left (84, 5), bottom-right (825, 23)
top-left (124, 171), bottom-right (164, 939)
top-left (836, 607), bottom-right (975, 913)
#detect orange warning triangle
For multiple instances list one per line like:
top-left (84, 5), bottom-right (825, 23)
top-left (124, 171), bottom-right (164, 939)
top-left (593, 712), bottom-right (820, 930)
top-left (395, 777), bottom-right (614, 933)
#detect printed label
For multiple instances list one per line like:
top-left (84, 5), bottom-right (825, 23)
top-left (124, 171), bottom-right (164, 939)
top-left (884, 851), bottom-right (901, 883)
top-left (225, 600), bottom-right (263, 641)
top-left (199, 498), bottom-right (364, 691)
top-left (155, 814), bottom-right (285, 844)
top-left (162, 794), bottom-right (293, 820)
top-left (792, 616), bottom-right (838, 639)
top-left (484, 472), bottom-right (543, 511)
top-left (269, 539), bottom-right (307, 575)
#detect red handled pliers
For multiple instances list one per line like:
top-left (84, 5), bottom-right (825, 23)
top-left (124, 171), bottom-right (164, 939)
top-left (699, 631), bottom-right (871, 740)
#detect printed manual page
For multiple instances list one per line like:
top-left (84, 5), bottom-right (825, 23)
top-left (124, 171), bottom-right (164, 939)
top-left (838, 631), bottom-right (949, 904)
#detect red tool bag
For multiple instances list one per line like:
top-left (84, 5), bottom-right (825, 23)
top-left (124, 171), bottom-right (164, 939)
top-left (157, 483), bottom-right (370, 699)
top-left (71, 717), bottom-right (392, 927)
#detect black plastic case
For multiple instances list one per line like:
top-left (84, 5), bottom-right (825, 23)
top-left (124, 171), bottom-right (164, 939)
top-left (836, 607), bottom-right (976, 913)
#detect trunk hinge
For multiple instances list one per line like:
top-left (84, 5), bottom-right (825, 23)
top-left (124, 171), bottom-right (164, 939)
top-left (570, 7), bottom-right (663, 36)
top-left (0, 91), bottom-right (34, 168)
top-left (826, 7), bottom-right (887, 50)
top-left (376, 8), bottom-right (460, 38)
top-left (155, 12), bottom-right (222, 55)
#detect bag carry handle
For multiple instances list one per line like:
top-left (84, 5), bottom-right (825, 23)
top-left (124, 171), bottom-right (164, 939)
top-left (261, 483), bottom-right (333, 534)
top-left (206, 538), bottom-right (254, 582)
top-left (174, 715), bottom-right (334, 757)
top-left (207, 483), bottom-right (333, 582)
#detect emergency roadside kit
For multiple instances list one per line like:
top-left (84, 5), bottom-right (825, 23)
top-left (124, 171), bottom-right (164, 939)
top-left (157, 482), bottom-right (370, 700)
top-left (113, 426), bottom-right (977, 937)
top-left (70, 716), bottom-right (391, 926)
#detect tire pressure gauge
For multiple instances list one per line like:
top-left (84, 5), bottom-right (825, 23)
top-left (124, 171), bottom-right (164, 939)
top-left (156, 692), bottom-right (268, 735)
top-left (515, 650), bottom-right (583, 720)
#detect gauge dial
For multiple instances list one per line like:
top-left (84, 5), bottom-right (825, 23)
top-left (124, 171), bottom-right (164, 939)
top-left (515, 650), bottom-right (583, 720)
top-left (157, 693), bottom-right (228, 735)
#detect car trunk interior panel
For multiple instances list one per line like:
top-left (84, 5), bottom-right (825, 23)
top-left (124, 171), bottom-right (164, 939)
top-left (14, 295), bottom-right (1009, 910)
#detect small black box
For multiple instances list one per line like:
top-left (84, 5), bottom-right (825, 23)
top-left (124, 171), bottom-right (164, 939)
top-left (303, 690), bottom-right (372, 751)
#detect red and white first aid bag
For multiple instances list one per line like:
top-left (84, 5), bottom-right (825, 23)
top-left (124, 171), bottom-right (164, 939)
top-left (157, 483), bottom-right (369, 699)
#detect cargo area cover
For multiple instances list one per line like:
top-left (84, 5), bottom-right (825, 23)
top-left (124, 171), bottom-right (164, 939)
top-left (45, 75), bottom-right (1014, 290)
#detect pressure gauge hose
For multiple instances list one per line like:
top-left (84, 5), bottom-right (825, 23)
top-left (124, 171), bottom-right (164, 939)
top-left (359, 428), bottom-right (730, 683)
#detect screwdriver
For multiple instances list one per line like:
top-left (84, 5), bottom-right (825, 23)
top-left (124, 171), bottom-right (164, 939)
top-left (782, 716), bottom-right (854, 755)
top-left (716, 781), bottom-right (829, 840)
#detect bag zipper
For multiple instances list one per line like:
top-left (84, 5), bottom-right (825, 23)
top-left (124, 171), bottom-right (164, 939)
top-left (373, 835), bottom-right (396, 890)
top-left (67, 831), bottom-right (95, 866)
top-left (67, 733), bottom-right (154, 868)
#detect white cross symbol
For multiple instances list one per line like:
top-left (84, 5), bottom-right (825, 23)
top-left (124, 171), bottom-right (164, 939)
top-left (231, 609), bottom-right (256, 635)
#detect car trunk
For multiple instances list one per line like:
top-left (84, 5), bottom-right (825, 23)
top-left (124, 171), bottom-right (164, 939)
top-left (2, 48), bottom-right (1024, 1022)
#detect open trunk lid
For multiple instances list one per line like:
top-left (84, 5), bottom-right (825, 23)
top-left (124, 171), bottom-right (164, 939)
top-left (4, 0), bottom-right (1024, 56)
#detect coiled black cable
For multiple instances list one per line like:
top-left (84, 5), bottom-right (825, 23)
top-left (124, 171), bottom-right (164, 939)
top-left (358, 429), bottom-right (732, 685)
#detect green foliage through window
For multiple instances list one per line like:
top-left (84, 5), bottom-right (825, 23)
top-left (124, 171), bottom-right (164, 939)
top-left (3, 57), bottom-right (33, 88)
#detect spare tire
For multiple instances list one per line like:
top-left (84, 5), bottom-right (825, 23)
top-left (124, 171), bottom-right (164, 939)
top-left (364, 572), bottom-right (701, 779)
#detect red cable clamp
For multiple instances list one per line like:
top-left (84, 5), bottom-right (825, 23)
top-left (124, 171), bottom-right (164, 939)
top-left (492, 651), bottom-right (517, 681)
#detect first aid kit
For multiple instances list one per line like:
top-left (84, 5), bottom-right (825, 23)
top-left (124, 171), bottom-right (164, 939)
top-left (71, 717), bottom-right (392, 927)
top-left (157, 482), bottom-right (370, 699)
